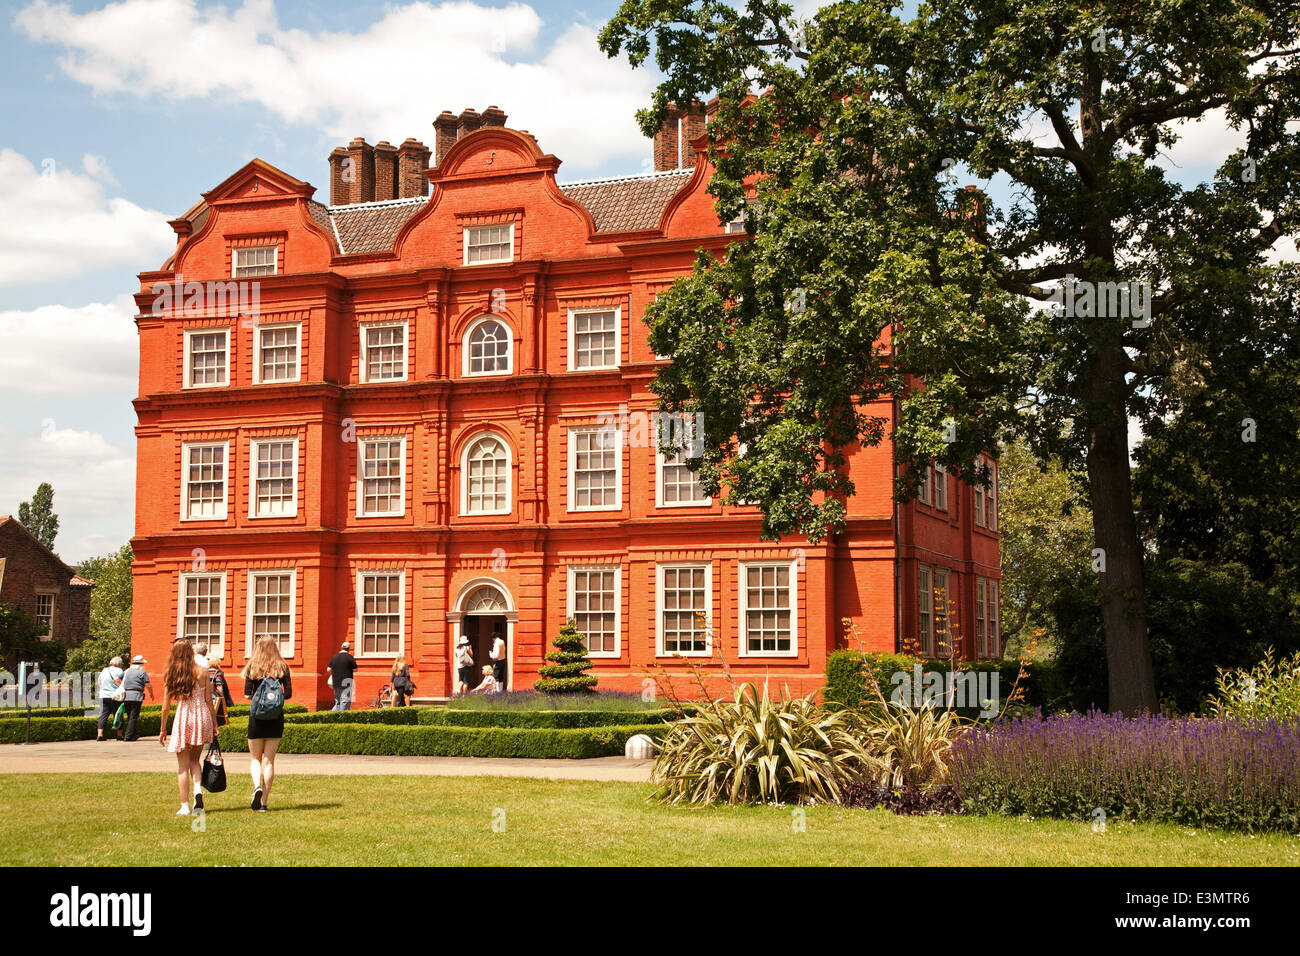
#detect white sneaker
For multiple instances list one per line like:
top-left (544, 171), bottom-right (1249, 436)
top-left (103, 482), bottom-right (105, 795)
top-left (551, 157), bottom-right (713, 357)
top-left (177, 804), bottom-right (190, 816)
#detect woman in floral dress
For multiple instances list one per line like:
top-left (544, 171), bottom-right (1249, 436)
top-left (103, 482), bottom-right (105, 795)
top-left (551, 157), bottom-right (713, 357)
top-left (159, 639), bottom-right (217, 816)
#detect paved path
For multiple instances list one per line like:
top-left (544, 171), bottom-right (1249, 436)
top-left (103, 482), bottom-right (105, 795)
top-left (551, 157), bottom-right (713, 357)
top-left (0, 740), bottom-right (653, 782)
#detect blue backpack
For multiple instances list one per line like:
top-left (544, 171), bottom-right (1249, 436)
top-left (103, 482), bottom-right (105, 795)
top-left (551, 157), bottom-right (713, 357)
top-left (250, 676), bottom-right (284, 720)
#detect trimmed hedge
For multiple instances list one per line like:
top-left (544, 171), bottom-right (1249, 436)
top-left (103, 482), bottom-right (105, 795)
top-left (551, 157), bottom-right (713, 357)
top-left (218, 720), bottom-right (667, 758)
top-left (822, 650), bottom-right (1025, 719)
top-left (0, 703), bottom-right (308, 743)
top-left (285, 708), bottom-right (421, 726)
top-left (418, 707), bottom-right (681, 729)
top-left (0, 702), bottom-right (306, 720)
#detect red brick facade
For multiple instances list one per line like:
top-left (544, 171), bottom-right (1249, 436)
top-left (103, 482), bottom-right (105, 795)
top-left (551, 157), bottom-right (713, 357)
top-left (130, 114), bottom-right (999, 708)
top-left (0, 517), bottom-right (94, 661)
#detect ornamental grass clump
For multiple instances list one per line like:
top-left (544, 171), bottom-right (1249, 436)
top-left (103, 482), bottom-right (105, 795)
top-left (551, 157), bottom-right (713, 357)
top-left (651, 681), bottom-right (886, 806)
top-left (949, 711), bottom-right (1300, 832)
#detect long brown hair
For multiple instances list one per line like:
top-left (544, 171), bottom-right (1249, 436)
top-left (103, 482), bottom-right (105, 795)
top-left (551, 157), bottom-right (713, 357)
top-left (391, 657), bottom-right (407, 676)
top-left (165, 640), bottom-right (198, 697)
top-left (242, 637), bottom-right (289, 681)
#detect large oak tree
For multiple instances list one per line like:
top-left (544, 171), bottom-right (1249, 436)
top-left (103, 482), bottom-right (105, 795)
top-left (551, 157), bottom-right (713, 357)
top-left (600, 0), bottom-right (1300, 712)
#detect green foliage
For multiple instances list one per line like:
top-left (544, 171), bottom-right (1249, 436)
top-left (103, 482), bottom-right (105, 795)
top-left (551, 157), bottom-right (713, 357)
top-left (17, 482), bottom-right (58, 551)
top-left (444, 690), bottom-right (665, 712)
top-left (534, 618), bottom-right (598, 693)
top-left (600, 0), bottom-right (1300, 713)
top-left (869, 705), bottom-right (965, 790)
top-left (420, 707), bottom-right (682, 729)
top-left (0, 602), bottom-right (47, 667)
top-left (67, 544), bottom-right (134, 671)
top-left (218, 719), bottom-right (665, 759)
top-left (1052, 559), bottom-right (1300, 713)
top-left (652, 681), bottom-right (885, 805)
top-left (1209, 649), bottom-right (1300, 721)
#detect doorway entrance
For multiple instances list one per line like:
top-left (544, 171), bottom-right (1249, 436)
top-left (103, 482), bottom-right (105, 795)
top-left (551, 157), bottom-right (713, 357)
top-left (452, 582), bottom-right (513, 692)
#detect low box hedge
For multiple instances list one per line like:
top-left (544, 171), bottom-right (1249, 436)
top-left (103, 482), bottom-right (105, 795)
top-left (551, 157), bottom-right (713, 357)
top-left (285, 708), bottom-right (422, 726)
top-left (218, 720), bottom-right (667, 759)
top-left (0, 703), bottom-right (308, 743)
top-left (417, 707), bottom-right (680, 729)
top-left (0, 702), bottom-right (306, 720)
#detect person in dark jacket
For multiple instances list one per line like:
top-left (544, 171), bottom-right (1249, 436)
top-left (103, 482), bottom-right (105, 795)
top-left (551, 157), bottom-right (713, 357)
top-left (390, 657), bottom-right (415, 706)
top-left (120, 655), bottom-right (155, 741)
top-left (197, 643), bottom-right (235, 725)
top-left (242, 637), bottom-right (292, 812)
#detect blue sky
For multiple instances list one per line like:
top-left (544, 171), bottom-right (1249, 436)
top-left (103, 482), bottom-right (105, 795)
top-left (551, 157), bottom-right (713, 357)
top-left (0, 0), bottom-right (1272, 563)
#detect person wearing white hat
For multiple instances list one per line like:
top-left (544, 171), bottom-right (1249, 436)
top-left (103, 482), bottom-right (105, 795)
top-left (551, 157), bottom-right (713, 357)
top-left (455, 637), bottom-right (474, 694)
top-left (120, 655), bottom-right (154, 741)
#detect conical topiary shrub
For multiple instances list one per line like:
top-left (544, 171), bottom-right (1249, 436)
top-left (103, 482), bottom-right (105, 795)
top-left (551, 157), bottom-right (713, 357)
top-left (534, 618), bottom-right (599, 694)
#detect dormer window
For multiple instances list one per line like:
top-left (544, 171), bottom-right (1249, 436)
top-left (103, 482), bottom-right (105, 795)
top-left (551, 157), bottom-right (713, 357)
top-left (464, 224), bottom-right (513, 265)
top-left (233, 246), bottom-right (277, 278)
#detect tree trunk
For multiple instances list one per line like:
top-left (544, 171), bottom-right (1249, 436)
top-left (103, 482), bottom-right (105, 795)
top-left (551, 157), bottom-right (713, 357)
top-left (1085, 353), bottom-right (1158, 714)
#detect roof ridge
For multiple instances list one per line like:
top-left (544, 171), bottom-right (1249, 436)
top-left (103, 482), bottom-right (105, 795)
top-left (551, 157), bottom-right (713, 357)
top-left (328, 195), bottom-right (430, 213)
top-left (558, 169), bottom-right (693, 189)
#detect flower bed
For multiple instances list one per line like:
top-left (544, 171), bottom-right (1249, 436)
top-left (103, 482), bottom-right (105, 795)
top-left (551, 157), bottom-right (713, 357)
top-left (949, 711), bottom-right (1300, 831)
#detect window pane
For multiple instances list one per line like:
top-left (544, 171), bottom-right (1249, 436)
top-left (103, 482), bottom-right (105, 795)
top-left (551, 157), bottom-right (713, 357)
top-left (572, 568), bottom-right (617, 654)
top-left (259, 325), bottom-right (298, 382)
top-left (573, 310), bottom-right (617, 369)
top-left (185, 444), bottom-right (226, 518)
top-left (254, 441), bottom-right (295, 516)
top-left (189, 332), bottom-right (227, 386)
top-left (661, 566), bottom-right (708, 653)
top-left (572, 428), bottom-right (618, 509)
top-left (360, 440), bottom-right (403, 515)
top-left (743, 564), bottom-right (791, 653)
top-left (468, 320), bottom-right (510, 374)
top-left (365, 325), bottom-right (405, 381)
top-left (466, 436), bottom-right (508, 513)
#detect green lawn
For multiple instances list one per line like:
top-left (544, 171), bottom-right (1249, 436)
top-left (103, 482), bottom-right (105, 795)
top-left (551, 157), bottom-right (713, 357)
top-left (1, 774), bottom-right (1296, 866)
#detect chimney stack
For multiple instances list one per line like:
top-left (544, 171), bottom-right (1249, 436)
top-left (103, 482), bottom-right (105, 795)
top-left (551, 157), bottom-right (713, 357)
top-left (457, 108), bottom-right (482, 140)
top-left (329, 147), bottom-right (351, 205)
top-left (373, 141), bottom-right (398, 201)
top-left (347, 137), bottom-right (376, 203)
top-left (653, 104), bottom-right (682, 172)
top-left (481, 105), bottom-right (508, 128)
top-left (397, 139), bottom-right (431, 198)
top-left (680, 111), bottom-right (707, 168)
top-left (654, 102), bottom-right (707, 171)
top-left (434, 111), bottom-right (459, 167)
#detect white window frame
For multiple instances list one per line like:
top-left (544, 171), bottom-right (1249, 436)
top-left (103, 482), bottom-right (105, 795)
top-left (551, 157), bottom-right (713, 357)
top-left (359, 321), bottom-right (409, 384)
top-left (567, 425), bottom-right (623, 513)
top-left (567, 307), bottom-right (621, 371)
top-left (655, 418), bottom-right (711, 509)
top-left (183, 328), bottom-right (230, 390)
top-left (655, 563), bottom-right (712, 657)
top-left (566, 564), bottom-right (621, 659)
top-left (232, 245), bottom-right (278, 278)
top-left (462, 223), bottom-right (515, 266)
top-left (354, 570), bottom-right (405, 658)
top-left (987, 459), bottom-right (998, 532)
top-left (737, 559), bottom-right (799, 658)
top-left (918, 564), bottom-right (933, 657)
top-left (34, 591), bottom-right (55, 641)
top-left (934, 464), bottom-right (948, 511)
top-left (918, 464), bottom-right (933, 506)
top-left (460, 431), bottom-right (512, 516)
top-left (177, 571), bottom-right (227, 657)
top-left (248, 437), bottom-right (299, 519)
top-left (462, 316), bottom-right (513, 377)
top-left (356, 436), bottom-right (407, 518)
top-left (253, 321), bottom-right (301, 384)
top-left (976, 577), bottom-right (988, 658)
top-left (181, 441), bottom-right (229, 521)
top-left (246, 569), bottom-right (296, 658)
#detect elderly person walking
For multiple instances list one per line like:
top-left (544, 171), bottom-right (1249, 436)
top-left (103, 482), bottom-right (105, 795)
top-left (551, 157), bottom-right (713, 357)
top-left (120, 655), bottom-right (154, 742)
top-left (95, 656), bottom-right (124, 742)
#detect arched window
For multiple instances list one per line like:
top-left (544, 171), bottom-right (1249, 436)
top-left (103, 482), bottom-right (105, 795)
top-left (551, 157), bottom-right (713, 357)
top-left (465, 318), bottom-right (511, 376)
top-left (462, 434), bottom-right (510, 515)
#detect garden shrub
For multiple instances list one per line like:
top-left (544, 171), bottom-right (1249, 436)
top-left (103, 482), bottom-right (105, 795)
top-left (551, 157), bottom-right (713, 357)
top-left (218, 720), bottom-right (666, 759)
top-left (839, 781), bottom-right (964, 815)
top-left (534, 618), bottom-right (598, 693)
top-left (1208, 648), bottom-right (1300, 720)
top-left (419, 707), bottom-right (680, 729)
top-left (949, 711), bottom-right (1300, 831)
top-left (822, 650), bottom-right (1036, 718)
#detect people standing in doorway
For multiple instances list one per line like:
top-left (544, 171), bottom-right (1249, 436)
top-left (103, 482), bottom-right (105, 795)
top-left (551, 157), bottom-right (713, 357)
top-left (390, 656), bottom-right (415, 707)
top-left (120, 655), bottom-right (154, 741)
top-left (327, 641), bottom-right (357, 711)
top-left (243, 636), bottom-right (292, 812)
top-left (490, 631), bottom-right (507, 691)
top-left (95, 656), bottom-right (124, 742)
top-left (158, 639), bottom-right (217, 816)
top-left (455, 637), bottom-right (474, 694)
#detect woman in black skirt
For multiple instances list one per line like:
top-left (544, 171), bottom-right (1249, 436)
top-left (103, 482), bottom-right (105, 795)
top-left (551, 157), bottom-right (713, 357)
top-left (242, 637), bottom-right (292, 812)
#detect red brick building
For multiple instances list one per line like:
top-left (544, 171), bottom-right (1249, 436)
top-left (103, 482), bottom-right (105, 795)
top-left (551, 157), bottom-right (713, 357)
top-left (130, 107), bottom-right (1000, 708)
top-left (0, 516), bottom-right (94, 662)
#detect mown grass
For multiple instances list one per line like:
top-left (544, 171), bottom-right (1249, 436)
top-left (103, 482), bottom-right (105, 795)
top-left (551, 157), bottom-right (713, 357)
top-left (0, 774), bottom-right (1297, 866)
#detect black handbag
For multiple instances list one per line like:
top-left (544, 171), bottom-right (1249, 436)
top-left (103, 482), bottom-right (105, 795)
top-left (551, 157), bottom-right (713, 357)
top-left (201, 740), bottom-right (227, 793)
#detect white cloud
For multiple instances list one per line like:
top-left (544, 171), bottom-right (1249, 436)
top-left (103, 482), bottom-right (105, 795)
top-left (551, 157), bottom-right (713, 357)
top-left (0, 149), bottom-right (174, 286)
top-left (0, 419), bottom-right (135, 563)
top-left (15, 0), bottom-right (658, 174)
top-left (0, 295), bottom-right (138, 395)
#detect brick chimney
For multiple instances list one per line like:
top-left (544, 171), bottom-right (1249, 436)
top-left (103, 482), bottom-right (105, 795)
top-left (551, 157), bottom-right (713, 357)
top-left (347, 137), bottom-right (375, 203)
top-left (329, 146), bottom-right (351, 205)
top-left (373, 141), bottom-right (398, 201)
top-left (653, 104), bottom-right (682, 171)
top-left (434, 111), bottom-right (459, 167)
top-left (681, 110), bottom-right (707, 168)
top-left (397, 139), bottom-right (431, 198)
top-left (481, 105), bottom-right (508, 128)
top-left (457, 108), bottom-right (482, 140)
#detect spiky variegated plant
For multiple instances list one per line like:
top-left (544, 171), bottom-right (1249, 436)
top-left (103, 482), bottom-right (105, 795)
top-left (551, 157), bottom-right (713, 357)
top-left (651, 680), bottom-right (885, 805)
